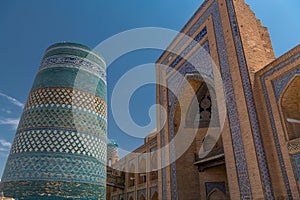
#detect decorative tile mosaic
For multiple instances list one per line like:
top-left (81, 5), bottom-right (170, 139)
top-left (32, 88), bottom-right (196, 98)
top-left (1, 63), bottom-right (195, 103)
top-left (25, 87), bottom-right (107, 117)
top-left (205, 182), bottom-right (226, 197)
top-left (0, 180), bottom-right (105, 199)
top-left (43, 45), bottom-right (105, 70)
top-left (272, 66), bottom-right (300, 101)
top-left (291, 153), bottom-right (300, 181)
top-left (288, 142), bottom-right (300, 152)
top-left (31, 67), bottom-right (107, 100)
top-left (17, 107), bottom-right (106, 136)
top-left (10, 130), bottom-right (106, 159)
top-left (2, 153), bottom-right (106, 184)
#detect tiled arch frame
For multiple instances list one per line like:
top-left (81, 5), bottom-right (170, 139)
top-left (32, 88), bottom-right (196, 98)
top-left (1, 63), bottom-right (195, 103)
top-left (260, 50), bottom-right (300, 198)
top-left (276, 73), bottom-right (300, 141)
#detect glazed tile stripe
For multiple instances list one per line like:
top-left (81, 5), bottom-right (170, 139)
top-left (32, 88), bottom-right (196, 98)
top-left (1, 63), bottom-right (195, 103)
top-left (31, 67), bottom-right (107, 100)
top-left (1, 180), bottom-right (106, 199)
top-left (10, 130), bottom-right (106, 159)
top-left (46, 42), bottom-right (105, 60)
top-left (225, 0), bottom-right (274, 198)
top-left (17, 107), bottom-right (107, 137)
top-left (165, 27), bottom-right (208, 74)
top-left (24, 87), bottom-right (107, 117)
top-left (2, 152), bottom-right (106, 184)
top-left (43, 46), bottom-right (106, 70)
top-left (272, 66), bottom-right (300, 101)
top-left (39, 55), bottom-right (106, 81)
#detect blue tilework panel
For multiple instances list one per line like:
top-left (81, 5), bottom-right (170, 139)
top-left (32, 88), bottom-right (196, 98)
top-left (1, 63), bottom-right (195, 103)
top-left (31, 67), bottom-right (107, 100)
top-left (1, 42), bottom-right (107, 199)
top-left (138, 189), bottom-right (146, 199)
top-left (205, 182), bottom-right (226, 197)
top-left (39, 56), bottom-right (106, 81)
top-left (291, 153), bottom-right (300, 181)
top-left (272, 66), bottom-right (300, 101)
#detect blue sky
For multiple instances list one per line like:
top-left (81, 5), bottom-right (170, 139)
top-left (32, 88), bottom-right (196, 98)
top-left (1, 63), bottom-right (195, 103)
top-left (0, 0), bottom-right (299, 177)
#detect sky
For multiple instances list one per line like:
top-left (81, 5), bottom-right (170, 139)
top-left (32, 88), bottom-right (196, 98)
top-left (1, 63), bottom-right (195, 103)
top-left (0, 0), bottom-right (299, 177)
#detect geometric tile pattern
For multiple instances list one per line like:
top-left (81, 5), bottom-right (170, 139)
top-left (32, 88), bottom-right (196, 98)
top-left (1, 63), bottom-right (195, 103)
top-left (11, 130), bottom-right (106, 159)
top-left (225, 0), bottom-right (274, 198)
top-left (291, 153), bottom-right (300, 181)
top-left (288, 142), bottom-right (300, 152)
top-left (1, 42), bottom-right (107, 199)
top-left (17, 107), bottom-right (106, 137)
top-left (205, 182), bottom-right (226, 197)
top-left (25, 87), bottom-right (107, 117)
top-left (2, 153), bottom-right (106, 184)
top-left (39, 55), bottom-right (106, 81)
top-left (1, 180), bottom-right (105, 199)
top-left (272, 66), bottom-right (300, 101)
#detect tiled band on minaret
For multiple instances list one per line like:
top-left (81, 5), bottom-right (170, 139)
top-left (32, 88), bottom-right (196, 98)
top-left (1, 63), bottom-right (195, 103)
top-left (0, 42), bottom-right (107, 199)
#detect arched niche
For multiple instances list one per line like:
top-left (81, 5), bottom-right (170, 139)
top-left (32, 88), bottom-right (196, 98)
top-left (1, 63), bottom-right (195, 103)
top-left (138, 157), bottom-right (146, 184)
top-left (208, 188), bottom-right (226, 200)
top-left (151, 191), bottom-right (158, 200)
top-left (139, 194), bottom-right (146, 200)
top-left (128, 163), bottom-right (136, 187)
top-left (280, 76), bottom-right (300, 140)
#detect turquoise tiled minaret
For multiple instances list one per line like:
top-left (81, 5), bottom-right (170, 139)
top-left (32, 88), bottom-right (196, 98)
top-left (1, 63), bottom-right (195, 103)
top-left (0, 42), bottom-right (107, 199)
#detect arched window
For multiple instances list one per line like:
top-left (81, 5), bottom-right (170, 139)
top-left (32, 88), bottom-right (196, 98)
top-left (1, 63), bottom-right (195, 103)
top-left (281, 76), bottom-right (300, 140)
top-left (151, 191), bottom-right (158, 200)
top-left (208, 189), bottom-right (225, 200)
top-left (150, 151), bottom-right (158, 181)
top-left (138, 158), bottom-right (146, 184)
top-left (128, 163), bottom-right (135, 187)
top-left (139, 194), bottom-right (146, 200)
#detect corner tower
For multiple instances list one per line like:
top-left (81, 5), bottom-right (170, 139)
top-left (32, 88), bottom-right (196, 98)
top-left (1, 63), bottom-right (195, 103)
top-left (0, 42), bottom-right (107, 199)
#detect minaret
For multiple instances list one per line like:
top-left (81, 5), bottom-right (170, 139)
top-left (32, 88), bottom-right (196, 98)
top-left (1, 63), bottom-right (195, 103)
top-left (0, 42), bottom-right (107, 199)
top-left (107, 141), bottom-right (119, 166)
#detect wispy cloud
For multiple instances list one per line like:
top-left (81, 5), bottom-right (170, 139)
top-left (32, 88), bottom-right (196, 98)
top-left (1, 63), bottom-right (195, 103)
top-left (0, 139), bottom-right (11, 158)
top-left (1, 108), bottom-right (12, 114)
top-left (0, 139), bottom-right (12, 148)
top-left (0, 92), bottom-right (24, 108)
top-left (0, 118), bottom-right (19, 129)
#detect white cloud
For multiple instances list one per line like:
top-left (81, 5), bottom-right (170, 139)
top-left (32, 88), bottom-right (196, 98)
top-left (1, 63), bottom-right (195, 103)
top-left (0, 92), bottom-right (24, 108)
top-left (0, 118), bottom-right (19, 129)
top-left (0, 139), bottom-right (12, 148)
top-left (0, 147), bottom-right (8, 152)
top-left (0, 139), bottom-right (11, 158)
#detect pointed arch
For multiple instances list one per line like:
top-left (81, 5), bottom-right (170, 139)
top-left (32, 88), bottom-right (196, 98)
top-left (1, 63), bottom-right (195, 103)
top-left (280, 75), bottom-right (300, 140)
